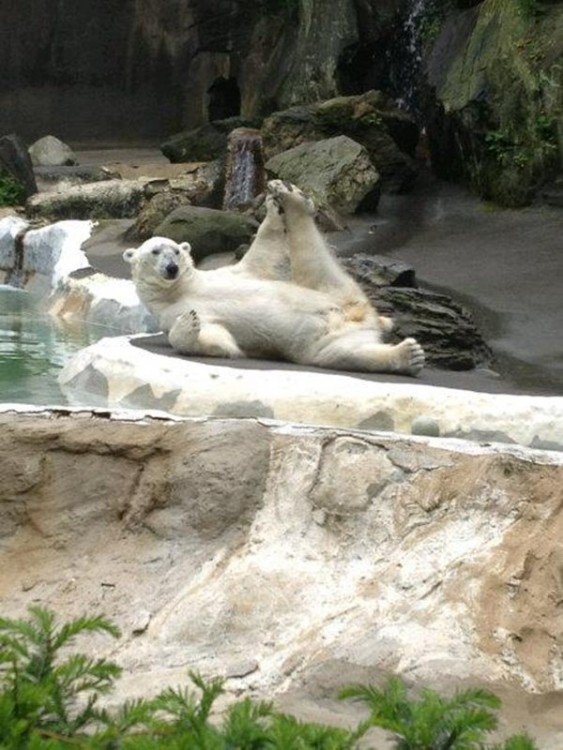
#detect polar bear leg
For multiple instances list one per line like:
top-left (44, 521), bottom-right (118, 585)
top-left (234, 194), bottom-right (289, 280)
top-left (169, 310), bottom-right (245, 358)
top-left (311, 335), bottom-right (425, 376)
top-left (267, 180), bottom-right (363, 298)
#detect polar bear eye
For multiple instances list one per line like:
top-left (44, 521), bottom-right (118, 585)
top-left (151, 248), bottom-right (161, 256)
top-left (174, 248), bottom-right (180, 256)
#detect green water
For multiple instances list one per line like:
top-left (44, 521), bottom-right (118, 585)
top-left (0, 286), bottom-right (104, 405)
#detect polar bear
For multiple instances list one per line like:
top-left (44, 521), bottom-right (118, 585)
top-left (123, 181), bottom-right (424, 374)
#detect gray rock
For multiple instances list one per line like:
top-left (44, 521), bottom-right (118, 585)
top-left (126, 191), bottom-right (193, 241)
top-left (262, 92), bottom-right (418, 194)
top-left (34, 165), bottom-right (116, 189)
top-left (378, 286), bottom-right (493, 371)
top-left (411, 416), bottom-right (441, 438)
top-left (26, 179), bottom-right (149, 220)
top-left (341, 253), bottom-right (416, 288)
top-left (154, 205), bottom-right (258, 263)
top-left (266, 136), bottom-right (380, 214)
top-left (29, 135), bottom-right (77, 167)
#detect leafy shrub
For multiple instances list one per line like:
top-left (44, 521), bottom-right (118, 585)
top-left (0, 172), bottom-right (26, 206)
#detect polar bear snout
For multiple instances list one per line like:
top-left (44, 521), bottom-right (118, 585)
top-left (164, 260), bottom-right (180, 280)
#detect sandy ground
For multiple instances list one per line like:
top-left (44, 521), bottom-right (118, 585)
top-left (80, 149), bottom-right (563, 397)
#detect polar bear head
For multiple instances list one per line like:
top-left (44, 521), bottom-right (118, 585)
top-left (123, 237), bottom-right (193, 286)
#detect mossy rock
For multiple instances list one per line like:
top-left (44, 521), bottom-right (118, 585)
top-left (262, 91), bottom-right (418, 193)
top-left (154, 206), bottom-right (258, 262)
top-left (426, 0), bottom-right (563, 206)
top-left (265, 135), bottom-right (380, 214)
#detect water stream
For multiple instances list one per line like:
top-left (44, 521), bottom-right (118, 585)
top-left (222, 127), bottom-right (266, 210)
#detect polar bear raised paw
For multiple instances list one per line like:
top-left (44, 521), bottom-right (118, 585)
top-left (268, 179), bottom-right (315, 216)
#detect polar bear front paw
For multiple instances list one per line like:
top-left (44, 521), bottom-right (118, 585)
top-left (168, 309), bottom-right (201, 353)
top-left (267, 179), bottom-right (315, 216)
top-left (395, 337), bottom-right (425, 376)
top-left (177, 309), bottom-right (201, 335)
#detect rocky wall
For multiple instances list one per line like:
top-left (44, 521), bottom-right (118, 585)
top-left (1, 406), bottom-right (563, 743)
top-left (0, 0), bottom-right (404, 143)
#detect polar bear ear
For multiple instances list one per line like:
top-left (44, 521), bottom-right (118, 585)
top-left (179, 242), bottom-right (192, 256)
top-left (123, 248), bottom-right (136, 264)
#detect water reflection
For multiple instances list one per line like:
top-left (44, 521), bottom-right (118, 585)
top-left (0, 286), bottom-right (105, 405)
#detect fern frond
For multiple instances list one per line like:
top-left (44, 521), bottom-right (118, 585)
top-left (53, 614), bottom-right (121, 651)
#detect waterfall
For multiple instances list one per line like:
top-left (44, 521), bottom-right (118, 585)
top-left (223, 128), bottom-right (266, 211)
top-left (390, 0), bottom-right (432, 121)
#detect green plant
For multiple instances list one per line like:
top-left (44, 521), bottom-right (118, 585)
top-left (0, 606), bottom-right (121, 743)
top-left (493, 734), bottom-right (538, 750)
top-left (0, 172), bottom-right (26, 207)
top-left (0, 608), bottom-right (540, 749)
top-left (514, 0), bottom-right (540, 20)
top-left (339, 675), bottom-right (522, 750)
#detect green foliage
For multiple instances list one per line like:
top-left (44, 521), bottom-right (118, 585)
top-left (0, 606), bottom-right (121, 744)
top-left (0, 608), bottom-right (540, 750)
top-left (514, 0), bottom-right (540, 21)
top-left (492, 734), bottom-right (538, 750)
top-left (339, 676), bottom-right (535, 750)
top-left (485, 112), bottom-right (557, 170)
top-left (0, 172), bottom-right (26, 207)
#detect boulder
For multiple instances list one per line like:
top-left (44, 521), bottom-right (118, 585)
top-left (341, 253), bottom-right (492, 370)
top-left (33, 165), bottom-right (117, 191)
top-left (380, 286), bottom-right (493, 371)
top-left (154, 205), bottom-right (258, 263)
top-left (261, 91), bottom-right (419, 193)
top-left (29, 135), bottom-right (77, 167)
top-left (341, 252), bottom-right (417, 288)
top-left (126, 191), bottom-right (193, 242)
top-left (265, 136), bottom-right (380, 214)
top-left (26, 179), bottom-right (148, 220)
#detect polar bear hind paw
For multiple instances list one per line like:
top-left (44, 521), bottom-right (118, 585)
top-left (395, 337), bottom-right (425, 376)
top-left (268, 179), bottom-right (315, 215)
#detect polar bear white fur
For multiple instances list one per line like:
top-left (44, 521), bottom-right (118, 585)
top-left (123, 180), bottom-right (425, 374)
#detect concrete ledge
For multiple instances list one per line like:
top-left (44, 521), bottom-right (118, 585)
top-left (59, 334), bottom-right (563, 451)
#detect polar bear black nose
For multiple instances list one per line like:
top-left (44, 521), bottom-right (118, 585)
top-left (165, 262), bottom-right (179, 279)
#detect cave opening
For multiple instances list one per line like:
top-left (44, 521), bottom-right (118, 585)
top-left (207, 76), bottom-right (241, 122)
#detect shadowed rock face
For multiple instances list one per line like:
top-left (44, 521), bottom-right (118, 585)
top-left (0, 0), bottom-right (402, 143)
top-left (1, 407), bottom-right (563, 745)
top-left (0, 0), bottom-right (282, 141)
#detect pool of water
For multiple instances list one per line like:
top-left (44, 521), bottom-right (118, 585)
top-left (0, 286), bottom-right (108, 405)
